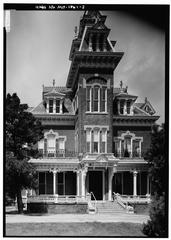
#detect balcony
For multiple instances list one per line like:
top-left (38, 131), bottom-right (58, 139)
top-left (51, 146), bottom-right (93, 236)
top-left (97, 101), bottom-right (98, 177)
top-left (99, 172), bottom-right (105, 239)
top-left (114, 150), bottom-right (146, 158)
top-left (38, 149), bottom-right (79, 158)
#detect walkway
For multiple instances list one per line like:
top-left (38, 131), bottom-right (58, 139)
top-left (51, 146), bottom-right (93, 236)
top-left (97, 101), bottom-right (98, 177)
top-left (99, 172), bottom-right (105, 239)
top-left (6, 208), bottom-right (149, 224)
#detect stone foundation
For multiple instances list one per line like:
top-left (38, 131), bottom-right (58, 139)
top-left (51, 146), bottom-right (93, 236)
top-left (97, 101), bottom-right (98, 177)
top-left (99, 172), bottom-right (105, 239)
top-left (27, 202), bottom-right (88, 214)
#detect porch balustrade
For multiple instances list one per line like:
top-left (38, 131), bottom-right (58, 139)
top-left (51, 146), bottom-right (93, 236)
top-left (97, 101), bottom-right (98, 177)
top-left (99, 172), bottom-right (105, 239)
top-left (38, 149), bottom-right (80, 158)
top-left (27, 195), bottom-right (87, 203)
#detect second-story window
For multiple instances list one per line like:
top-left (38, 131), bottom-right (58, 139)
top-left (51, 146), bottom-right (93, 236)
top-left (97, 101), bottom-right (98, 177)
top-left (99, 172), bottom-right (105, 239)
top-left (101, 130), bottom-right (107, 153)
top-left (56, 99), bottom-right (60, 113)
top-left (86, 129), bottom-right (91, 153)
top-left (49, 99), bottom-right (53, 113)
top-left (93, 86), bottom-right (99, 112)
top-left (93, 129), bottom-right (99, 153)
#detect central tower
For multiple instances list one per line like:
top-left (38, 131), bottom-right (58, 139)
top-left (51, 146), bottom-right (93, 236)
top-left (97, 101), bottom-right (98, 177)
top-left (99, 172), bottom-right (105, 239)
top-left (67, 10), bottom-right (124, 154)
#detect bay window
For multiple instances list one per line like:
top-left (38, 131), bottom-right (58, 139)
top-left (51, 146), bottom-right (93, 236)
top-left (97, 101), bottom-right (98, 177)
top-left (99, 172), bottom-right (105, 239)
top-left (114, 131), bottom-right (143, 158)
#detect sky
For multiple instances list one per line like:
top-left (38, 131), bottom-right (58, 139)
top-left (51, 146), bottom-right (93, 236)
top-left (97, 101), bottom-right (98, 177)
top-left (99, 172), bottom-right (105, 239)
top-left (6, 8), bottom-right (165, 124)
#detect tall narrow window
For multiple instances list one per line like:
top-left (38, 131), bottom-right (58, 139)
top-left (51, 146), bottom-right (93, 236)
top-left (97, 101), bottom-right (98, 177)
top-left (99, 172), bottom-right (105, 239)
top-left (39, 172), bottom-right (46, 194)
top-left (93, 129), bottom-right (99, 153)
top-left (120, 100), bottom-right (124, 115)
top-left (86, 87), bottom-right (91, 112)
top-left (101, 87), bottom-right (107, 112)
top-left (58, 172), bottom-right (64, 195)
top-left (101, 130), bottom-right (107, 153)
top-left (93, 86), bottom-right (99, 112)
top-left (86, 129), bottom-right (91, 153)
top-left (56, 100), bottom-right (60, 113)
top-left (127, 101), bottom-right (131, 114)
top-left (49, 99), bottom-right (53, 113)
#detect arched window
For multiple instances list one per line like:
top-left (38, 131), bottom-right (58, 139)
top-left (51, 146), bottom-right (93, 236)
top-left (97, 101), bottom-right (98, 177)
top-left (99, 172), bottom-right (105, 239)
top-left (93, 86), bottom-right (100, 112)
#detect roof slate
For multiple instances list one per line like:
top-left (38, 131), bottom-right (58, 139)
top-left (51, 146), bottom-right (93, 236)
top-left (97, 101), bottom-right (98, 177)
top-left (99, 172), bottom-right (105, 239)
top-left (43, 86), bottom-right (72, 93)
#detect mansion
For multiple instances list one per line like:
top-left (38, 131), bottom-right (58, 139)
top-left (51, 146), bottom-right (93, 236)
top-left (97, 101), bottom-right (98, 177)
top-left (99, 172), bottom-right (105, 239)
top-left (28, 11), bottom-right (159, 210)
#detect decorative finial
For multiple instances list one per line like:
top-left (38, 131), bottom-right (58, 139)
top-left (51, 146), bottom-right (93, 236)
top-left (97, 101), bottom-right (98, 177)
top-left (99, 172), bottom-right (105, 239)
top-left (120, 80), bottom-right (123, 89)
top-left (53, 79), bottom-right (55, 87)
top-left (126, 86), bottom-right (128, 92)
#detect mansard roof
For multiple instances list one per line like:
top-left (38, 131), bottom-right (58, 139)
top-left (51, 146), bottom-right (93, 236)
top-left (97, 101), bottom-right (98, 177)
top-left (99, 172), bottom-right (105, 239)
top-left (29, 98), bottom-right (74, 115)
top-left (43, 86), bottom-right (72, 94)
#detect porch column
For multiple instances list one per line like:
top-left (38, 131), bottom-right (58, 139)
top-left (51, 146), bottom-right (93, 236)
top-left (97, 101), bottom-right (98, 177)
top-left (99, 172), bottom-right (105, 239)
top-left (133, 170), bottom-right (138, 196)
top-left (81, 167), bottom-right (88, 197)
top-left (77, 170), bottom-right (80, 196)
top-left (52, 169), bottom-right (57, 195)
top-left (108, 168), bottom-right (113, 201)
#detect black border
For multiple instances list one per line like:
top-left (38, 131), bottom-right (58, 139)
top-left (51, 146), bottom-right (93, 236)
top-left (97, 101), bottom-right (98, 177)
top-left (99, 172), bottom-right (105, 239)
top-left (3, 3), bottom-right (170, 238)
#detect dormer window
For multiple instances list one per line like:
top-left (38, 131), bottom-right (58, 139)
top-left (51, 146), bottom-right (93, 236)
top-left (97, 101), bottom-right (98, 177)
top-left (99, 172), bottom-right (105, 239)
top-left (49, 99), bottom-right (53, 113)
top-left (120, 100), bottom-right (124, 115)
top-left (56, 100), bottom-right (60, 113)
top-left (127, 100), bottom-right (131, 114)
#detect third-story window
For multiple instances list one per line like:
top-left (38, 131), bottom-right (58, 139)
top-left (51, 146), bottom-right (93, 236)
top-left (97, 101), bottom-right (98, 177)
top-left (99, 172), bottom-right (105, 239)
top-left (127, 101), bottom-right (131, 114)
top-left (93, 86), bottom-right (99, 112)
top-left (120, 100), bottom-right (124, 114)
top-left (86, 87), bottom-right (91, 112)
top-left (49, 99), bottom-right (53, 113)
top-left (56, 99), bottom-right (60, 113)
top-left (101, 87), bottom-right (107, 112)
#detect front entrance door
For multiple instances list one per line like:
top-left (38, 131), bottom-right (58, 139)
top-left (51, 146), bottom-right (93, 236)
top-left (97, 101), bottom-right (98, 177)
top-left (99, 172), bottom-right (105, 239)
top-left (89, 171), bottom-right (103, 200)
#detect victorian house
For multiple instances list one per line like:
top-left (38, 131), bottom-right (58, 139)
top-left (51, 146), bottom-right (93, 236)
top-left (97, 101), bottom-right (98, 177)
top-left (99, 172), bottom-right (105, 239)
top-left (28, 11), bottom-right (159, 209)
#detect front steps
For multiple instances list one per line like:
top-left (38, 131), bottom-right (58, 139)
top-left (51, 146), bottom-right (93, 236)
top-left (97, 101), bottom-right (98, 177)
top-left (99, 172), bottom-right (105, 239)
top-left (96, 201), bottom-right (127, 214)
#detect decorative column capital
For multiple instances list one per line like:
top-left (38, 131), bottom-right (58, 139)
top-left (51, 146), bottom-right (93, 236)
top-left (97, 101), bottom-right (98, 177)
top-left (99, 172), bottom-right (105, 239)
top-left (133, 170), bottom-right (138, 176)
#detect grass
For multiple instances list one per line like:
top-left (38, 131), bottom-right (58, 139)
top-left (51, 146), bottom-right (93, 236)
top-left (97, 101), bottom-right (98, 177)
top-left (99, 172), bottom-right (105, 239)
top-left (5, 222), bottom-right (145, 236)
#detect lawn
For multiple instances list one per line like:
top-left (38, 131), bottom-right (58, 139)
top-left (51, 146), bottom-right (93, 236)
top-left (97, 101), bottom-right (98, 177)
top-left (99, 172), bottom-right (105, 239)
top-left (5, 222), bottom-right (145, 236)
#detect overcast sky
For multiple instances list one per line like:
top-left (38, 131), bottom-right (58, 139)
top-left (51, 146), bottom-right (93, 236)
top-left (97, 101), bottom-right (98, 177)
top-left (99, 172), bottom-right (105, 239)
top-left (6, 9), bottom-right (165, 124)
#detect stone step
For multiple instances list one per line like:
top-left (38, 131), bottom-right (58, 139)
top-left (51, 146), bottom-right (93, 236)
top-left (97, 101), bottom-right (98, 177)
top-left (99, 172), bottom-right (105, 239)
top-left (96, 201), bottom-right (126, 214)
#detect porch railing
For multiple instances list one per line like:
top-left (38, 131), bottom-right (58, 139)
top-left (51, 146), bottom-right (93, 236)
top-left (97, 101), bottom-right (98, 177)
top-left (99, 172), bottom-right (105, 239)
top-left (87, 192), bottom-right (97, 213)
top-left (37, 150), bottom-right (80, 158)
top-left (27, 195), bottom-right (87, 204)
top-left (113, 192), bottom-right (151, 213)
top-left (113, 150), bottom-right (147, 158)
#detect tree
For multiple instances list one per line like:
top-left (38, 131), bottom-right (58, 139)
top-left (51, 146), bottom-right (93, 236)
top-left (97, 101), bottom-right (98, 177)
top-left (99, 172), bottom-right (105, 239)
top-left (5, 93), bottom-right (43, 213)
top-left (143, 124), bottom-right (168, 237)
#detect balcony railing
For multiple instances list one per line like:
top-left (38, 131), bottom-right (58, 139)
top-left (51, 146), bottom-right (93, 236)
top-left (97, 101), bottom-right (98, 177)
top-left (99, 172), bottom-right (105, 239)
top-left (37, 150), bottom-right (80, 158)
top-left (114, 150), bottom-right (146, 158)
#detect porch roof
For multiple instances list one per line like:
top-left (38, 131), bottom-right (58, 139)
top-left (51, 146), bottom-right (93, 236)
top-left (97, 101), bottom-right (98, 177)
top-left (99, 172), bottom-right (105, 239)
top-left (29, 158), bottom-right (79, 165)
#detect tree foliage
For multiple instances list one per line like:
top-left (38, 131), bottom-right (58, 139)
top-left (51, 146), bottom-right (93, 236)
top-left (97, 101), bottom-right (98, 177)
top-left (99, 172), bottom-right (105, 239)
top-left (143, 124), bottom-right (167, 237)
top-left (5, 93), bottom-right (43, 213)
